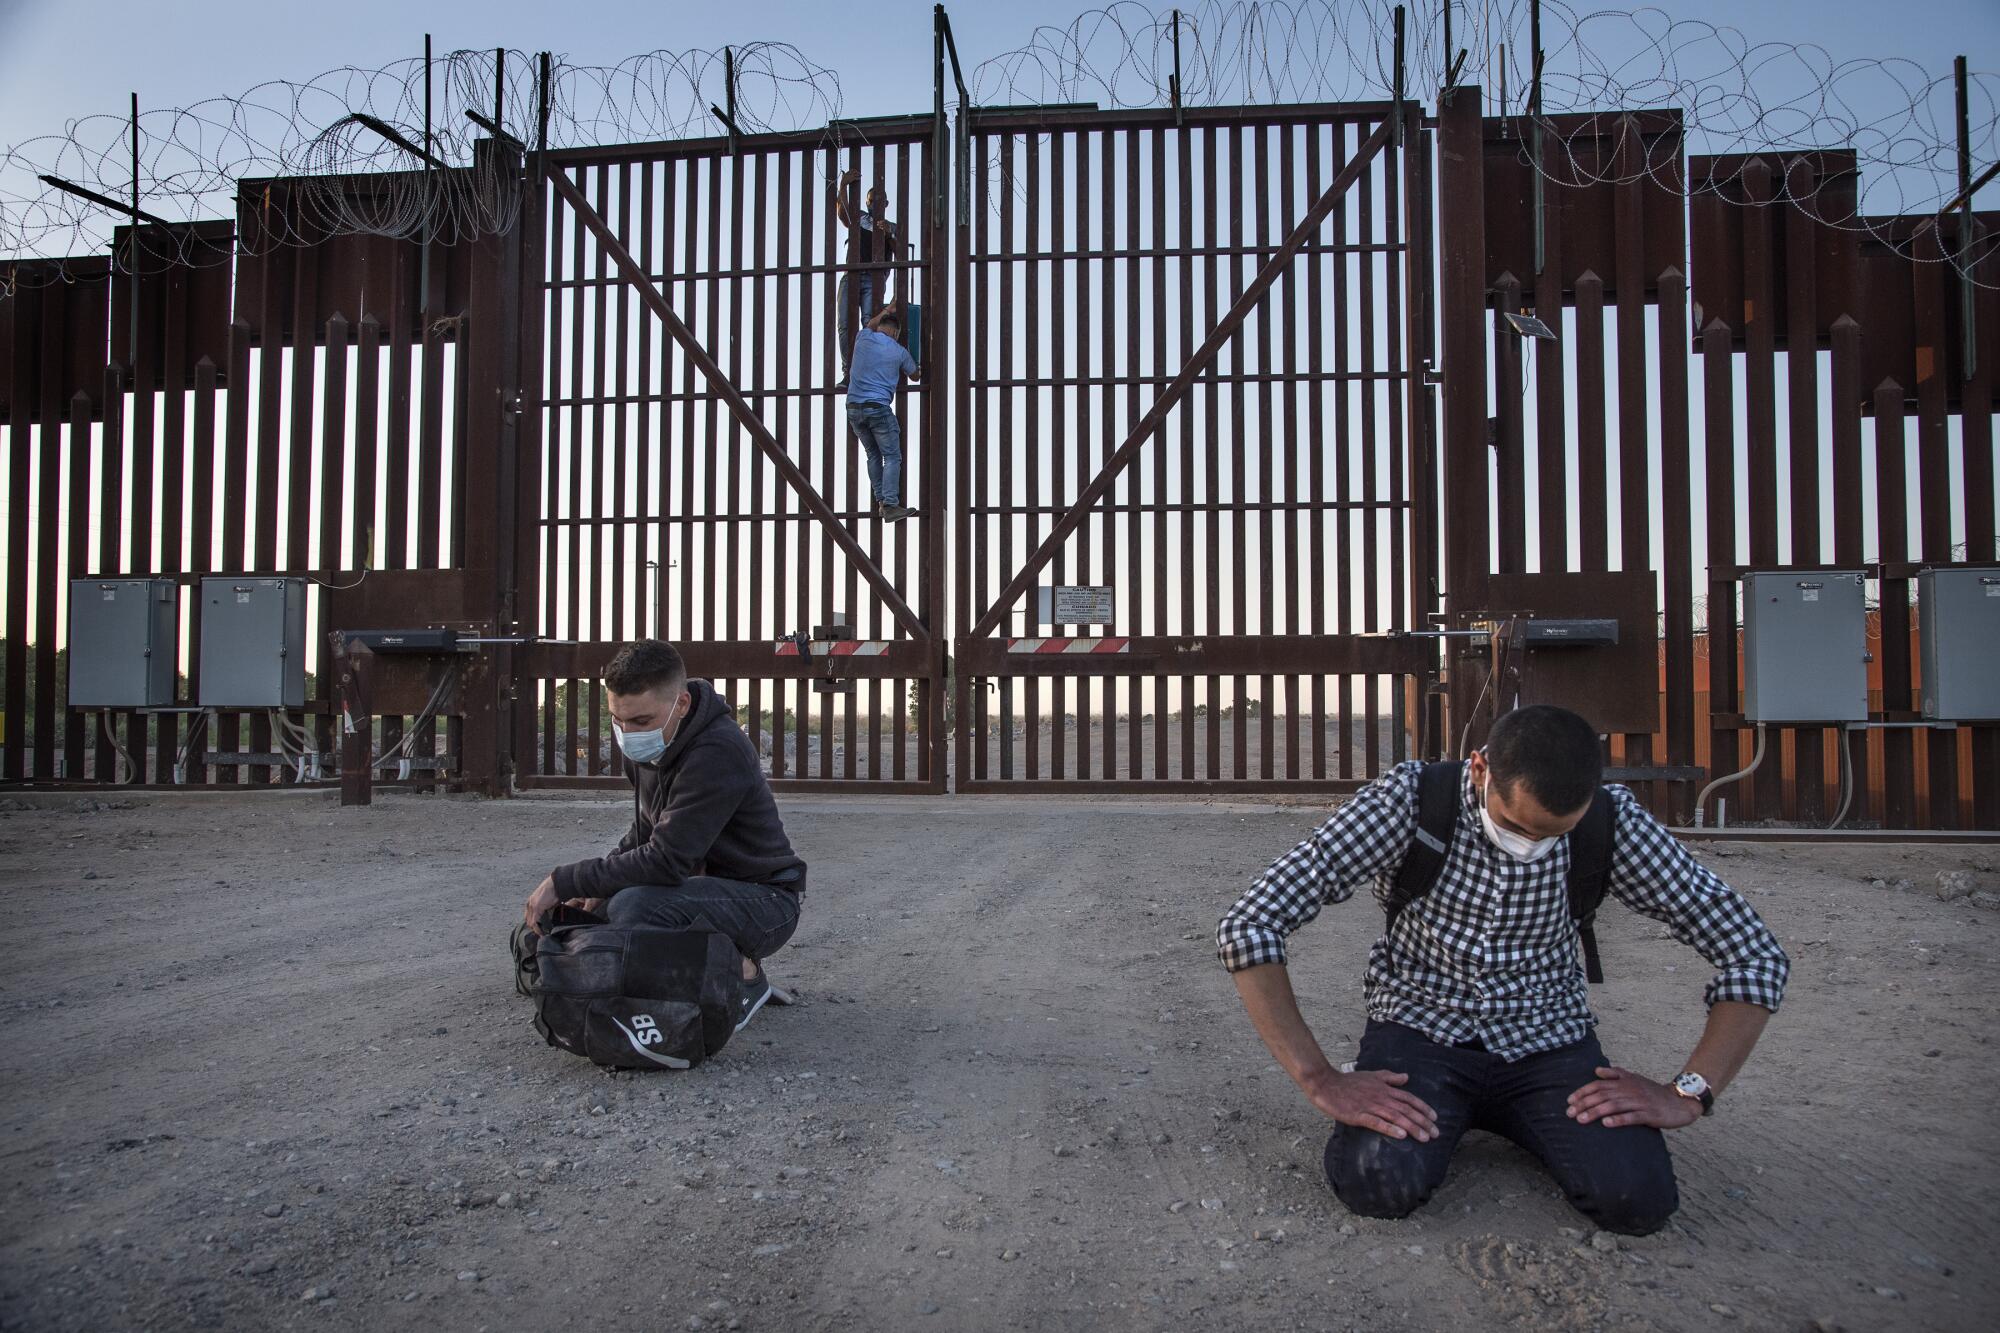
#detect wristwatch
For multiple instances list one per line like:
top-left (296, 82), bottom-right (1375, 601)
top-left (1673, 1071), bottom-right (1715, 1116)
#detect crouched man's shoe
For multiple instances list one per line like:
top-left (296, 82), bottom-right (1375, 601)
top-left (738, 967), bottom-right (774, 1032)
top-left (737, 963), bottom-right (801, 1032)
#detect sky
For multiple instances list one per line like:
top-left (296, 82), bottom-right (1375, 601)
top-left (2, 0), bottom-right (1995, 193)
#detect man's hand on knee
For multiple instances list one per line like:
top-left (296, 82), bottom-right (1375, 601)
top-left (1304, 1066), bottom-right (1440, 1142)
top-left (563, 896), bottom-right (607, 917)
top-left (524, 875), bottom-right (559, 934)
top-left (1566, 1066), bottom-right (1703, 1130)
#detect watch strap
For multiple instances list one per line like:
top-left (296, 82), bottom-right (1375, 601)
top-left (1674, 1073), bottom-right (1716, 1116)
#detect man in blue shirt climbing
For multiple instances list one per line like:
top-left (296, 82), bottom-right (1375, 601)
top-left (846, 301), bottom-right (920, 523)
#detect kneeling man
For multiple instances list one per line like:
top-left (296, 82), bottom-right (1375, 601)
top-left (525, 640), bottom-right (807, 1024)
top-left (1217, 705), bottom-right (1788, 1234)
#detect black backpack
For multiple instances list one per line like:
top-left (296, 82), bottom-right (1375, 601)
top-left (526, 921), bottom-right (746, 1070)
top-left (511, 902), bottom-right (608, 998)
top-left (1386, 761), bottom-right (1618, 983)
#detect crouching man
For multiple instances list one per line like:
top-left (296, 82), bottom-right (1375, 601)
top-left (1216, 705), bottom-right (1789, 1235)
top-left (524, 640), bottom-right (807, 1026)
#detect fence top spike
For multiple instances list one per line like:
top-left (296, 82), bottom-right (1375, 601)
top-left (1831, 313), bottom-right (1860, 331)
top-left (1701, 316), bottom-right (1731, 335)
top-left (1658, 263), bottom-right (1684, 282)
top-left (1576, 267), bottom-right (1603, 286)
top-left (1876, 376), bottom-right (1905, 394)
top-left (70, 388), bottom-right (93, 405)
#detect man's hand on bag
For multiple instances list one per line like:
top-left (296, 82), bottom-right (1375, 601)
top-left (1566, 1066), bottom-right (1703, 1130)
top-left (1302, 1066), bottom-right (1439, 1142)
top-left (523, 875), bottom-right (559, 934)
top-left (563, 897), bottom-right (608, 916)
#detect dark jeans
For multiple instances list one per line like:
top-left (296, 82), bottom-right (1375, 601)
top-left (1325, 1020), bottom-right (1679, 1235)
top-left (846, 400), bottom-right (904, 506)
top-left (604, 877), bottom-right (801, 962)
top-left (837, 271), bottom-right (880, 376)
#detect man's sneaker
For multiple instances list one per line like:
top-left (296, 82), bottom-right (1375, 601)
top-left (738, 968), bottom-right (775, 1032)
top-left (882, 505), bottom-right (916, 523)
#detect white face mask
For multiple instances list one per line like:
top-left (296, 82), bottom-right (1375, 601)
top-left (613, 696), bottom-right (685, 765)
top-left (1480, 779), bottom-right (1562, 863)
top-left (614, 723), bottom-right (667, 764)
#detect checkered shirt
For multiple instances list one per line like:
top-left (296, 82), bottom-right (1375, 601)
top-left (1217, 762), bottom-right (1790, 1061)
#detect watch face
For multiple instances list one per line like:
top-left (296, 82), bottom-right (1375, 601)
top-left (1675, 1072), bottom-right (1709, 1097)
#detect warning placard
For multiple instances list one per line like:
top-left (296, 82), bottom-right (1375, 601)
top-left (1038, 585), bottom-right (1115, 626)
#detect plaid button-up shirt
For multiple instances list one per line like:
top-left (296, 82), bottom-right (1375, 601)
top-left (1217, 762), bottom-right (1790, 1061)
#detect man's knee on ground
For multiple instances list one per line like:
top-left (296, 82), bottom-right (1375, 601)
top-left (1568, 1152), bottom-right (1679, 1236)
top-left (1324, 1129), bottom-right (1447, 1220)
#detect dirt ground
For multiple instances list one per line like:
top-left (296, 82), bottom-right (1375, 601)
top-left (0, 790), bottom-right (1995, 1332)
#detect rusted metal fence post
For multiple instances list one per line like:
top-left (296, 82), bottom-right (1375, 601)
top-left (1436, 86), bottom-right (1491, 750)
top-left (333, 633), bottom-right (373, 807)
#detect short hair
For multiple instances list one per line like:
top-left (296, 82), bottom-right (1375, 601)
top-left (602, 640), bottom-right (687, 698)
top-left (1484, 704), bottom-right (1602, 815)
top-left (876, 313), bottom-right (902, 333)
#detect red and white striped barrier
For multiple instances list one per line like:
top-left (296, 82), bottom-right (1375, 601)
top-left (774, 640), bottom-right (894, 657)
top-left (1005, 638), bottom-right (1131, 654)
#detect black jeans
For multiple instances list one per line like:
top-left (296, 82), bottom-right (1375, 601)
top-left (604, 877), bottom-right (801, 962)
top-left (1325, 1020), bottom-right (1679, 1235)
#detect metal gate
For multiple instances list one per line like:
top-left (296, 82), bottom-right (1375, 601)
top-left (521, 116), bottom-right (949, 791)
top-left (10, 45), bottom-right (1991, 825)
top-left (951, 101), bottom-right (1437, 792)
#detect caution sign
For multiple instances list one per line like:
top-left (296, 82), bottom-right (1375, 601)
top-left (1037, 585), bottom-right (1115, 627)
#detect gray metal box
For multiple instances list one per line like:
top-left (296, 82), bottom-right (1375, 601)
top-left (67, 578), bottom-right (179, 708)
top-left (1919, 567), bottom-right (2000, 720)
top-left (1740, 571), bottom-right (1868, 723)
top-left (198, 578), bottom-right (307, 708)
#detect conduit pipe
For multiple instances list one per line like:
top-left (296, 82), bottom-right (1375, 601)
top-left (1694, 724), bottom-right (1767, 829)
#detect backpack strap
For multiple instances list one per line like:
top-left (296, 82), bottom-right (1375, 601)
top-left (1565, 787), bottom-right (1618, 983)
top-left (1387, 764), bottom-right (1621, 983)
top-left (1386, 761), bottom-right (1465, 936)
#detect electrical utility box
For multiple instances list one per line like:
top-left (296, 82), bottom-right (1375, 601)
top-left (198, 577), bottom-right (307, 708)
top-left (1740, 571), bottom-right (1868, 723)
top-left (67, 578), bottom-right (179, 708)
top-left (1919, 567), bottom-right (2000, 720)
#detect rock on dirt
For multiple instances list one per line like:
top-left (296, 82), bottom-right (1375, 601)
top-left (1935, 870), bottom-right (1975, 901)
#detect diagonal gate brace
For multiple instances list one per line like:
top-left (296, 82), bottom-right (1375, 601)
top-left (969, 114), bottom-right (1398, 639)
top-left (544, 165), bottom-right (926, 640)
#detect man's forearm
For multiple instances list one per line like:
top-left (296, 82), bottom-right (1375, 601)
top-left (1681, 1000), bottom-right (1772, 1095)
top-left (1232, 963), bottom-right (1339, 1092)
